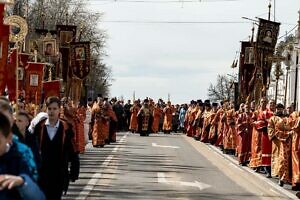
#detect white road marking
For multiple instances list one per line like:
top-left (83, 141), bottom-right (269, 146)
top-left (152, 143), bottom-right (180, 149)
top-left (76, 133), bottom-right (128, 200)
top-left (157, 172), bottom-right (169, 183)
top-left (157, 172), bottom-right (211, 191)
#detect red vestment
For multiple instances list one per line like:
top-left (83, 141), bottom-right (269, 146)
top-left (236, 112), bottom-right (252, 164)
top-left (129, 105), bottom-right (140, 132)
top-left (152, 107), bottom-right (162, 133)
top-left (223, 109), bottom-right (237, 150)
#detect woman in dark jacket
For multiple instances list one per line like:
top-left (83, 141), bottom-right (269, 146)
top-left (0, 111), bottom-right (45, 200)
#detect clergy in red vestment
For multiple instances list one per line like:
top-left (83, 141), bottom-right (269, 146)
top-left (193, 100), bottom-right (204, 140)
top-left (208, 103), bottom-right (219, 144)
top-left (268, 103), bottom-right (292, 187)
top-left (250, 97), bottom-right (273, 177)
top-left (129, 100), bottom-right (140, 133)
top-left (200, 100), bottom-right (212, 143)
top-left (215, 100), bottom-right (228, 148)
top-left (236, 103), bottom-right (252, 165)
top-left (163, 101), bottom-right (173, 134)
top-left (290, 112), bottom-right (300, 191)
top-left (223, 103), bottom-right (237, 155)
top-left (152, 104), bottom-right (162, 133)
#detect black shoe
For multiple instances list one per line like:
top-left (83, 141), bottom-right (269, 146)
top-left (278, 180), bottom-right (284, 187)
top-left (296, 192), bottom-right (300, 199)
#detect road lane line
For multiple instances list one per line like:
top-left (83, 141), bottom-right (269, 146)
top-left (76, 133), bottom-right (128, 200)
top-left (152, 143), bottom-right (180, 149)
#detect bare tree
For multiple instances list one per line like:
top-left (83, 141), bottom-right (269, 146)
top-left (12, 0), bottom-right (111, 96)
top-left (207, 74), bottom-right (234, 102)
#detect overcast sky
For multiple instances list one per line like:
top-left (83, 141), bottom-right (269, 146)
top-left (87, 0), bottom-right (299, 104)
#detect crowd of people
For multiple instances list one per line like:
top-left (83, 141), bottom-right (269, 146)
top-left (2, 93), bottom-right (300, 199)
top-left (126, 97), bottom-right (300, 197)
top-left (180, 98), bottom-right (300, 197)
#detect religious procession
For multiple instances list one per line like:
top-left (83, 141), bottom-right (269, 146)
top-left (1, 0), bottom-right (300, 199)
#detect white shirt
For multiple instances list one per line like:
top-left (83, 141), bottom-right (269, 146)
top-left (45, 119), bottom-right (60, 140)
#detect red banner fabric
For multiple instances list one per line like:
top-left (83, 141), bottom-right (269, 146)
top-left (0, 4), bottom-right (9, 95)
top-left (25, 62), bottom-right (44, 104)
top-left (7, 49), bottom-right (17, 101)
top-left (43, 80), bottom-right (61, 100)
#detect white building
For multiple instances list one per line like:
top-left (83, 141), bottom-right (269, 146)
top-left (268, 10), bottom-right (300, 110)
top-left (268, 72), bottom-right (285, 104)
top-left (287, 10), bottom-right (300, 110)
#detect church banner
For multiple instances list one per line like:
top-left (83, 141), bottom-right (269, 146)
top-left (25, 62), bottom-right (44, 104)
top-left (70, 42), bottom-right (90, 79)
top-left (56, 25), bottom-right (77, 48)
top-left (56, 25), bottom-right (77, 83)
top-left (239, 41), bottom-right (255, 102)
top-left (256, 18), bottom-right (280, 52)
top-left (43, 80), bottom-right (61, 99)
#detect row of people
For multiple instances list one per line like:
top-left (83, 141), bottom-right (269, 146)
top-left (183, 97), bottom-right (300, 196)
top-left (128, 99), bottom-right (188, 135)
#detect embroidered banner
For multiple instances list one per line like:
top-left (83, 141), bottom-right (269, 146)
top-left (256, 18), bottom-right (280, 52)
top-left (56, 25), bottom-right (77, 48)
top-left (43, 80), bottom-right (61, 100)
top-left (70, 42), bottom-right (90, 79)
top-left (25, 62), bottom-right (44, 104)
top-left (239, 41), bottom-right (256, 102)
top-left (56, 25), bottom-right (77, 82)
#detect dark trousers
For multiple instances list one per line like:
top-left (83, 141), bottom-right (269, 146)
top-left (40, 174), bottom-right (64, 200)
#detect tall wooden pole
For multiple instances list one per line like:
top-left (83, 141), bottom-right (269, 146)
top-left (268, 2), bottom-right (271, 21)
top-left (273, 0), bottom-right (275, 21)
top-left (16, 47), bottom-right (19, 102)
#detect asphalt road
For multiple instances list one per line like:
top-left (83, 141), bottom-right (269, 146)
top-left (63, 132), bottom-right (297, 200)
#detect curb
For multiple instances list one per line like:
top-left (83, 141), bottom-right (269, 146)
top-left (205, 144), bottom-right (298, 200)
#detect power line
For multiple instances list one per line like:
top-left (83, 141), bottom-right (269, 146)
top-left (278, 25), bottom-right (298, 40)
top-left (101, 20), bottom-right (250, 24)
top-left (87, 0), bottom-right (242, 4)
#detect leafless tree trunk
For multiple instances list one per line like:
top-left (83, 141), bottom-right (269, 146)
top-left (207, 74), bottom-right (234, 102)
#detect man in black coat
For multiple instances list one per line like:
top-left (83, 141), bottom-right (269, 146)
top-left (34, 96), bottom-right (79, 200)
